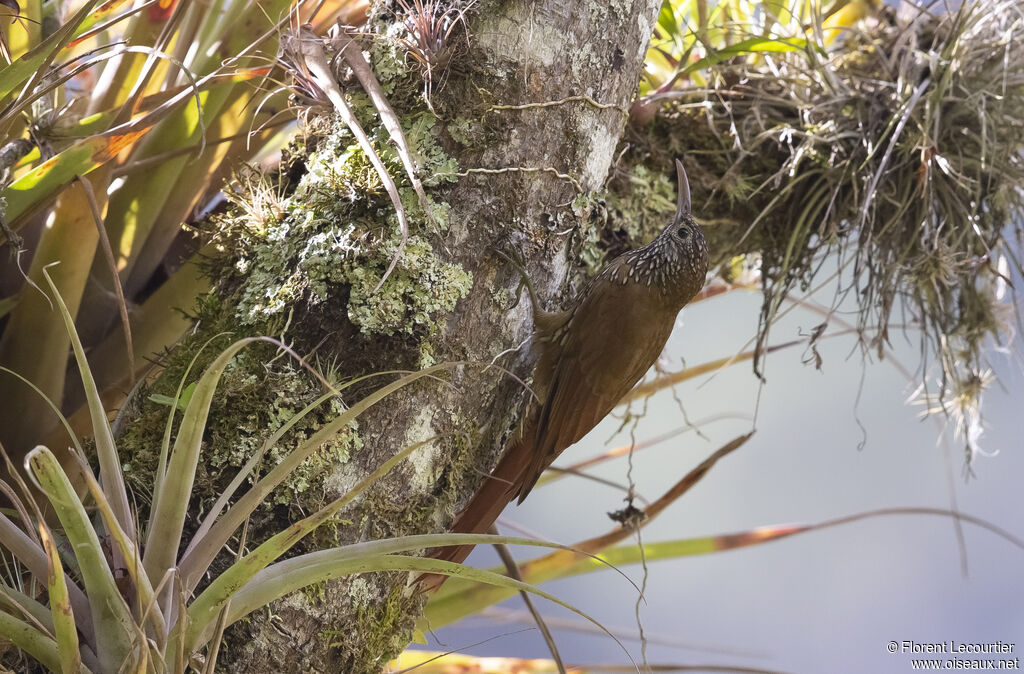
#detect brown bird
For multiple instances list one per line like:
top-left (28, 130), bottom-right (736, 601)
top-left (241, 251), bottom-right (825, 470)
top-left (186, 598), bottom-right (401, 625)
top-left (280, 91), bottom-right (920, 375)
top-left (426, 159), bottom-right (708, 586)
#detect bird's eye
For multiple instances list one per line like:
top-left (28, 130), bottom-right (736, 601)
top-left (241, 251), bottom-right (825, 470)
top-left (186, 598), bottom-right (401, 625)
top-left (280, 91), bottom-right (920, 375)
top-left (676, 227), bottom-right (689, 239)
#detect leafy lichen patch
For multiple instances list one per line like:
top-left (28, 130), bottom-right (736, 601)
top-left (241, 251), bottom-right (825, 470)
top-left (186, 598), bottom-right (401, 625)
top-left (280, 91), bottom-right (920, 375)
top-left (226, 108), bottom-right (471, 340)
top-left (344, 234), bottom-right (473, 336)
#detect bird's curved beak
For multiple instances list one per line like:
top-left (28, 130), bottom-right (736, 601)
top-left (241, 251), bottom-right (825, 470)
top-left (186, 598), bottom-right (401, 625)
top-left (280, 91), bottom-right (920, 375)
top-left (674, 158), bottom-right (691, 221)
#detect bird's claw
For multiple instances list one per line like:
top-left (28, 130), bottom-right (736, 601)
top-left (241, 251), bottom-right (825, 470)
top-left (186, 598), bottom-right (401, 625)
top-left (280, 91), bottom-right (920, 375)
top-left (491, 240), bottom-right (542, 317)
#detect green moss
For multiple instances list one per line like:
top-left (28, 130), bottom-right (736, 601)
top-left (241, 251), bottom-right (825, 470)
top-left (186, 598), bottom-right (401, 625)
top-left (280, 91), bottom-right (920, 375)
top-left (416, 341), bottom-right (436, 368)
top-left (605, 163), bottom-right (675, 241)
top-left (114, 14), bottom-right (484, 544)
top-left (316, 582), bottom-right (422, 670)
top-left (109, 23), bottom-right (483, 668)
top-left (354, 584), bottom-right (419, 663)
top-left (118, 303), bottom-right (363, 514)
top-left (302, 580), bottom-right (327, 605)
top-left (565, 162), bottom-right (678, 275)
top-left (200, 363), bottom-right (362, 505)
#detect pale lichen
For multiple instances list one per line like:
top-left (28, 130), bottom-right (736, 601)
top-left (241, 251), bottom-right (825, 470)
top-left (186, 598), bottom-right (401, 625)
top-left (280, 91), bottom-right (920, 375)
top-left (344, 235), bottom-right (472, 336)
top-left (447, 115), bottom-right (483, 147)
top-left (402, 407), bottom-right (442, 490)
top-left (228, 106), bottom-right (471, 340)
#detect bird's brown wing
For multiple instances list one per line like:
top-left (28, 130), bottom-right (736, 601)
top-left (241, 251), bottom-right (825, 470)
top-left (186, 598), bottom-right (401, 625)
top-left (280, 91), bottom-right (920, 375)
top-left (419, 431), bottom-right (532, 584)
top-left (423, 264), bottom-right (676, 589)
top-left (515, 266), bottom-right (676, 501)
top-left (418, 308), bottom-right (574, 582)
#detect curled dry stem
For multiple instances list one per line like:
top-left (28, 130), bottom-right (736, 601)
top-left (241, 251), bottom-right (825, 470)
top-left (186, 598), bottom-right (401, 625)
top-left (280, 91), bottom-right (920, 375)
top-left (289, 25), bottom-right (409, 291)
top-left (331, 24), bottom-right (430, 214)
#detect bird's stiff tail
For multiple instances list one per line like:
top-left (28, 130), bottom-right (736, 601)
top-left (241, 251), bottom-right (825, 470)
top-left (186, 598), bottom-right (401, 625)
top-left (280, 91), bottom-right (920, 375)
top-left (419, 435), bottom-right (534, 592)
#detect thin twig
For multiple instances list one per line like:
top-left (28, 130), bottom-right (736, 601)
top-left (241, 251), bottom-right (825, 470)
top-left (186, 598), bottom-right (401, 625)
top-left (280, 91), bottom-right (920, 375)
top-left (444, 166), bottom-right (583, 194)
top-left (490, 525), bottom-right (566, 674)
top-left (76, 175), bottom-right (135, 387)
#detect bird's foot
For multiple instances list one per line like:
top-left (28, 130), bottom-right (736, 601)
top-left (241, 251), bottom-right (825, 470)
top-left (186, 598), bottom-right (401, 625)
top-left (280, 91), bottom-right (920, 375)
top-left (491, 239), bottom-right (544, 318)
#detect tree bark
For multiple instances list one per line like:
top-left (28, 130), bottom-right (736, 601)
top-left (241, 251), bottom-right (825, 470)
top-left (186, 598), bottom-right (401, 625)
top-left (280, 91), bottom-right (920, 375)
top-left (118, 1), bottom-right (661, 671)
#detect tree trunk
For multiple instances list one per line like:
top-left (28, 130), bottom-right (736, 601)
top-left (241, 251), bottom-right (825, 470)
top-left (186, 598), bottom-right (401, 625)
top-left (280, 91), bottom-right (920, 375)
top-left (118, 1), bottom-right (661, 671)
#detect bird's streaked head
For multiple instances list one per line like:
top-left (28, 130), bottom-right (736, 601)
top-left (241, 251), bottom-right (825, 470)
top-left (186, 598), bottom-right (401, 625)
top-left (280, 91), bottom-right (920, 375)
top-left (663, 158), bottom-right (709, 299)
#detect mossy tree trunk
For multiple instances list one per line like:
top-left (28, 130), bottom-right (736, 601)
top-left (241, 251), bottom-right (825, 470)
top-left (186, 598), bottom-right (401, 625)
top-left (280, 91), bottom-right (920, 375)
top-left (113, 1), bottom-right (662, 671)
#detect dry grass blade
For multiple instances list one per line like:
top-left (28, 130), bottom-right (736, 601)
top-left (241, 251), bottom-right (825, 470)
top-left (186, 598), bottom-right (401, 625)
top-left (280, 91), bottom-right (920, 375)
top-left (621, 339), bottom-right (802, 404)
top-left (332, 26), bottom-right (430, 213)
top-left (586, 433), bottom-right (752, 551)
top-left (288, 25), bottom-right (410, 291)
top-left (539, 413), bottom-right (750, 487)
top-left (476, 435), bottom-right (750, 587)
top-left (422, 436), bottom-right (751, 630)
